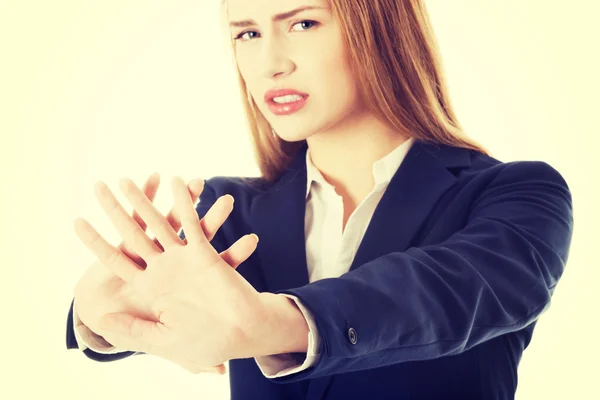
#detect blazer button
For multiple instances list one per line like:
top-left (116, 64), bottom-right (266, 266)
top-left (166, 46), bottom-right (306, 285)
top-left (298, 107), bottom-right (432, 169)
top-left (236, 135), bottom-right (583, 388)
top-left (347, 327), bottom-right (358, 345)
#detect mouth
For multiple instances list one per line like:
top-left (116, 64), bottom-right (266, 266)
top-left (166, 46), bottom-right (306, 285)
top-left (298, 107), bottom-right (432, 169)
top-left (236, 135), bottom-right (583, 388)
top-left (264, 88), bottom-right (309, 101)
top-left (264, 88), bottom-right (309, 116)
top-left (265, 94), bottom-right (309, 116)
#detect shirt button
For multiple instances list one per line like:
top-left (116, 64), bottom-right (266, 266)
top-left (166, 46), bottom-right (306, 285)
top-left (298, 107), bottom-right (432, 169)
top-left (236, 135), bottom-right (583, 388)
top-left (347, 327), bottom-right (358, 345)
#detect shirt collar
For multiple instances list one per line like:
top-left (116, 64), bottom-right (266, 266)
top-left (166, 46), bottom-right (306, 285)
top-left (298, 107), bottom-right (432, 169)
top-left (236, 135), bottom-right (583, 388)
top-left (305, 137), bottom-right (415, 199)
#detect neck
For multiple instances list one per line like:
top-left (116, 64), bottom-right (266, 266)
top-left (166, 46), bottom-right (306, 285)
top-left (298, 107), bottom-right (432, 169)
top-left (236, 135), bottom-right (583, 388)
top-left (306, 112), bottom-right (410, 203)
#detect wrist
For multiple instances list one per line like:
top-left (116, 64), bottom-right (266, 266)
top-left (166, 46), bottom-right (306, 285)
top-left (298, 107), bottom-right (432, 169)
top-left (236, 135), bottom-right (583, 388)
top-left (255, 292), bottom-right (309, 357)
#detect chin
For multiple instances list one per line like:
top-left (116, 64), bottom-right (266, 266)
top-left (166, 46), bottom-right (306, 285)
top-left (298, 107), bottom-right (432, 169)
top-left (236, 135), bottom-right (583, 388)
top-left (277, 136), bottom-right (309, 144)
top-left (271, 123), bottom-right (318, 143)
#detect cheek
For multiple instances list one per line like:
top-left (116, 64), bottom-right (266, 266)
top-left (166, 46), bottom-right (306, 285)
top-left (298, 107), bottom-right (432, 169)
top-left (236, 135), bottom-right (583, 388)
top-left (235, 51), bottom-right (257, 89)
top-left (316, 50), bottom-right (357, 105)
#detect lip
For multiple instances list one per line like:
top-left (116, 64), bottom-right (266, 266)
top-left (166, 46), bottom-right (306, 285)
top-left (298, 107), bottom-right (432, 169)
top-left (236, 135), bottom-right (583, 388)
top-left (264, 88), bottom-right (309, 116)
top-left (264, 88), bottom-right (309, 103)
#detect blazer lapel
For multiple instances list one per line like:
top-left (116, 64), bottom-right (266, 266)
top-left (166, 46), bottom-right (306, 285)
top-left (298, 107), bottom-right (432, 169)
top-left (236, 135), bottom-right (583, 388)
top-left (250, 142), bottom-right (311, 294)
top-left (250, 139), bottom-right (472, 400)
top-left (349, 140), bottom-right (472, 271)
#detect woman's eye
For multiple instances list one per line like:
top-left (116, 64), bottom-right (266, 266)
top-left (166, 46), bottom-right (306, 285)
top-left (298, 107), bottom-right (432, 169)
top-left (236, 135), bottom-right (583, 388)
top-left (235, 31), bottom-right (258, 41)
top-left (233, 20), bottom-right (318, 41)
top-left (291, 20), bottom-right (318, 32)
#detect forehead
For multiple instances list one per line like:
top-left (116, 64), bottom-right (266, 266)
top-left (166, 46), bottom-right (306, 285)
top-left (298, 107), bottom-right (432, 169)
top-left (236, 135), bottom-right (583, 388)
top-left (226, 0), bottom-right (329, 20)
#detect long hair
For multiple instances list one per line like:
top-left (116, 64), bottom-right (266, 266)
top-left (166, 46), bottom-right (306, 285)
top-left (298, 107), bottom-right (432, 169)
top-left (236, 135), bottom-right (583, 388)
top-left (219, 0), bottom-right (490, 184)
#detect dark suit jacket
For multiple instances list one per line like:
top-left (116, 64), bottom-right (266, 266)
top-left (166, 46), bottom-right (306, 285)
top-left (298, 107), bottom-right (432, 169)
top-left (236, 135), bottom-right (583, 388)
top-left (66, 139), bottom-right (574, 399)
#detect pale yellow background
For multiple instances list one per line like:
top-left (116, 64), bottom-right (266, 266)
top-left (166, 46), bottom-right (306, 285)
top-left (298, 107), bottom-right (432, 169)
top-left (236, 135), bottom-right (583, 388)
top-left (2, 0), bottom-right (598, 399)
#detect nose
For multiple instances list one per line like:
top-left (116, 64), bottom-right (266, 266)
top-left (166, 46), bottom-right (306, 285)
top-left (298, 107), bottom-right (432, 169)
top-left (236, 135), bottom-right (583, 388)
top-left (261, 35), bottom-right (295, 79)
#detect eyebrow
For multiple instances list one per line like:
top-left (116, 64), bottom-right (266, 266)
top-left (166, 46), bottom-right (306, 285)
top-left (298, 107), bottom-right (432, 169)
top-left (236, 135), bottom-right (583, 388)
top-left (229, 5), bottom-right (327, 28)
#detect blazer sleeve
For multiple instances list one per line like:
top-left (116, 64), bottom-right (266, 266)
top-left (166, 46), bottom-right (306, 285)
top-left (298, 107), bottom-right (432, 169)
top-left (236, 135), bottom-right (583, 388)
top-left (268, 161), bottom-right (574, 382)
top-left (65, 178), bottom-right (222, 361)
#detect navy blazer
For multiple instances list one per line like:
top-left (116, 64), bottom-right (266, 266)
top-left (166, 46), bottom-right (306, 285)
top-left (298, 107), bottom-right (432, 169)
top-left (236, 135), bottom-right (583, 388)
top-left (66, 139), bottom-right (574, 399)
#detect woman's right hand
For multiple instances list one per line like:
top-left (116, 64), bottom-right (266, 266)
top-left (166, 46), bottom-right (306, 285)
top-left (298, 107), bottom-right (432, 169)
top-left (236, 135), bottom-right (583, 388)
top-left (73, 173), bottom-right (235, 375)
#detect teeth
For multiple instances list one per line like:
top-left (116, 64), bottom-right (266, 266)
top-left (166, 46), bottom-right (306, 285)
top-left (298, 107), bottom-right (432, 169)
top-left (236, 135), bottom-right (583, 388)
top-left (273, 94), bottom-right (303, 104)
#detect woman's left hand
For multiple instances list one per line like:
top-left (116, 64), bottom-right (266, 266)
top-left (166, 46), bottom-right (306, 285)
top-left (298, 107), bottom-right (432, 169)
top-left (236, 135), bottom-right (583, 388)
top-left (73, 176), bottom-right (267, 368)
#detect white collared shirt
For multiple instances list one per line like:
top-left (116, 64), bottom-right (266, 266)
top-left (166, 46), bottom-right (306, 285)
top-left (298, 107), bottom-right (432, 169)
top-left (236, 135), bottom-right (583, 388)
top-left (73, 137), bottom-right (415, 378)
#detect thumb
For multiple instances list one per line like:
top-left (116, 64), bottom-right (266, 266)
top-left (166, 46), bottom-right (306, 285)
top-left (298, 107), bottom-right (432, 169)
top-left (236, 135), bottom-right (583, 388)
top-left (215, 363), bottom-right (227, 375)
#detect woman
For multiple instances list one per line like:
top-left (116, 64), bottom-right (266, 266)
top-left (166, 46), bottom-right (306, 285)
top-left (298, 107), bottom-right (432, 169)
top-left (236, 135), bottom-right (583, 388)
top-left (66, 0), bottom-right (574, 399)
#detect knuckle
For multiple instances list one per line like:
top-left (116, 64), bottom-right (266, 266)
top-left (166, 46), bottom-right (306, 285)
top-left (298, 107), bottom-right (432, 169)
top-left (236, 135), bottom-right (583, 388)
top-left (106, 250), bottom-right (121, 266)
top-left (127, 223), bottom-right (140, 238)
top-left (107, 196), bottom-right (121, 213)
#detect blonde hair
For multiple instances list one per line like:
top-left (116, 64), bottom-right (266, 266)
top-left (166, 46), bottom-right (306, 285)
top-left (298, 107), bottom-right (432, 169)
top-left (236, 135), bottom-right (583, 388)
top-left (219, 0), bottom-right (490, 184)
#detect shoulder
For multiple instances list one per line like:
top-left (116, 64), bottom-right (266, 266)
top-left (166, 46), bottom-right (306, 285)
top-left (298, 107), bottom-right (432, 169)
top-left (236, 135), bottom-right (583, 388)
top-left (425, 146), bottom-right (574, 233)
top-left (459, 149), bottom-right (571, 197)
top-left (451, 150), bottom-right (574, 237)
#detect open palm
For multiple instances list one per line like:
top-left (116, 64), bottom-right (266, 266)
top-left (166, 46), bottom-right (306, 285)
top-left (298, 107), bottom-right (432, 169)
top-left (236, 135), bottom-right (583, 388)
top-left (73, 174), bottom-right (243, 374)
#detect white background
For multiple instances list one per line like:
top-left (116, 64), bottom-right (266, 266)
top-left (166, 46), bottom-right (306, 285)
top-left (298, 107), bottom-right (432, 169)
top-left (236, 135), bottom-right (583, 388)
top-left (1, 0), bottom-right (598, 398)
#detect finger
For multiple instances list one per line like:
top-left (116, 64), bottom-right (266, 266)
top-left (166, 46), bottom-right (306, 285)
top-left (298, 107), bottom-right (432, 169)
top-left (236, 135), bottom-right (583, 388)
top-left (132, 172), bottom-right (161, 232)
top-left (169, 178), bottom-right (205, 243)
top-left (160, 353), bottom-right (226, 375)
top-left (119, 173), bottom-right (161, 266)
top-left (119, 177), bottom-right (183, 250)
top-left (165, 180), bottom-right (202, 235)
top-left (101, 326), bottom-right (226, 375)
top-left (140, 178), bottom-right (201, 249)
top-left (198, 194), bottom-right (235, 242)
top-left (73, 217), bottom-right (143, 284)
top-left (172, 176), bottom-right (210, 247)
top-left (137, 173), bottom-right (162, 245)
top-left (168, 179), bottom-right (233, 245)
top-left (219, 234), bottom-right (259, 269)
top-left (119, 176), bottom-right (197, 266)
top-left (95, 181), bottom-right (161, 261)
top-left (97, 326), bottom-right (225, 374)
top-left (164, 355), bottom-right (226, 375)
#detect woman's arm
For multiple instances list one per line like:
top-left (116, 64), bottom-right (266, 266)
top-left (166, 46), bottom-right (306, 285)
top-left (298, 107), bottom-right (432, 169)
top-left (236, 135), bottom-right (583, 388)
top-left (263, 161), bottom-right (573, 382)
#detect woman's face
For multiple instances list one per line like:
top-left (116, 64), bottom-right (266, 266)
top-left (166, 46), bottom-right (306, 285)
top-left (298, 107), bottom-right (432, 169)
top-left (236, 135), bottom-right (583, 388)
top-left (227, 0), bottom-right (363, 143)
